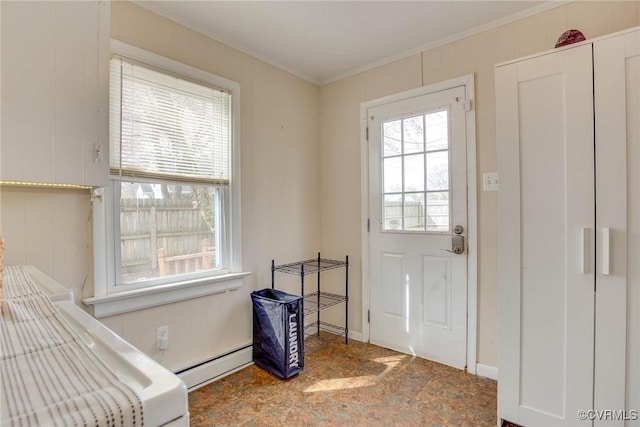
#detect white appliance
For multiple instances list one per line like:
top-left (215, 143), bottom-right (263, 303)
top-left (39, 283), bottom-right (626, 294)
top-left (17, 265), bottom-right (74, 302)
top-left (53, 301), bottom-right (190, 426)
top-left (0, 266), bottom-right (189, 426)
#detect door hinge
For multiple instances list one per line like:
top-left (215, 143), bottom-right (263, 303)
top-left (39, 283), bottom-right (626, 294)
top-left (367, 218), bottom-right (370, 232)
top-left (367, 309), bottom-right (370, 323)
top-left (462, 99), bottom-right (473, 112)
top-left (366, 127), bottom-right (369, 141)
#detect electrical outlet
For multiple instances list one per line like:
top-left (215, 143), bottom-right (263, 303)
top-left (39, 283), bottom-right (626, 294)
top-left (157, 325), bottom-right (169, 350)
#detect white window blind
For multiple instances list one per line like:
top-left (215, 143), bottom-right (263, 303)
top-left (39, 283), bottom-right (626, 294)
top-left (110, 56), bottom-right (231, 185)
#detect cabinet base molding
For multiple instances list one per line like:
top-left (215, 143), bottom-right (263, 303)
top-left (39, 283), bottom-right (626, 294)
top-left (475, 363), bottom-right (498, 380)
top-left (348, 330), bottom-right (362, 341)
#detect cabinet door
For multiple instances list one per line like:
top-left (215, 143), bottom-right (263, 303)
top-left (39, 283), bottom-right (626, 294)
top-left (1, 1), bottom-right (109, 186)
top-left (1, 1), bottom-right (56, 183)
top-left (594, 30), bottom-right (640, 424)
top-left (496, 44), bottom-right (595, 426)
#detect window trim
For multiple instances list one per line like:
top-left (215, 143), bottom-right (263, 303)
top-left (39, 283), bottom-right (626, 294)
top-left (85, 40), bottom-right (245, 316)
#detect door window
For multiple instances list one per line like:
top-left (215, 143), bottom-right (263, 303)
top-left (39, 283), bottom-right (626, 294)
top-left (381, 109), bottom-right (450, 232)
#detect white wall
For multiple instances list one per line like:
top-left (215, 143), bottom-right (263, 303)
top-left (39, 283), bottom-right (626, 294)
top-left (107, 1), bottom-right (321, 371)
top-left (0, 187), bottom-right (93, 305)
top-left (1, 1), bottom-right (321, 372)
top-left (3, 0), bottom-right (639, 373)
top-left (319, 0), bottom-right (640, 367)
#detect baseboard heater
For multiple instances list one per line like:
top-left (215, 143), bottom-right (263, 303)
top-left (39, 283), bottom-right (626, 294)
top-left (176, 343), bottom-right (253, 391)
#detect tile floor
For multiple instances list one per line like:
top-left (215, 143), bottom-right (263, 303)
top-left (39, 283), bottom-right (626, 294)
top-left (189, 339), bottom-right (497, 426)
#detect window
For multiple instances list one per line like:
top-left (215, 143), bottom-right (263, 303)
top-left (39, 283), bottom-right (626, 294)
top-left (89, 42), bottom-right (243, 313)
top-left (381, 109), bottom-right (450, 232)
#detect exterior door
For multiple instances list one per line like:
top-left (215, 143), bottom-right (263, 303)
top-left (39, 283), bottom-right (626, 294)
top-left (496, 43), bottom-right (595, 425)
top-left (368, 86), bottom-right (468, 369)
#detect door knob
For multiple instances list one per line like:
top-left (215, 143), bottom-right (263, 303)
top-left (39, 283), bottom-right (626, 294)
top-left (442, 247), bottom-right (464, 255)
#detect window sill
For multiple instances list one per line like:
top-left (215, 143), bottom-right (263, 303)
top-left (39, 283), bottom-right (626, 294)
top-left (83, 271), bottom-right (251, 318)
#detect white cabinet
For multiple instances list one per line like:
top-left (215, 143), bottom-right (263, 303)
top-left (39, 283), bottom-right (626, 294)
top-left (496, 28), bottom-right (640, 426)
top-left (594, 30), bottom-right (640, 425)
top-left (1, 1), bottom-right (109, 187)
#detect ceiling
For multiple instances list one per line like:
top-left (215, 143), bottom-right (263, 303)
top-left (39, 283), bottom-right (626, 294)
top-left (135, 1), bottom-right (555, 85)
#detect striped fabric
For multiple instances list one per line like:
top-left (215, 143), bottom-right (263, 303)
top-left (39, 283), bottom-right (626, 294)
top-left (0, 266), bottom-right (144, 426)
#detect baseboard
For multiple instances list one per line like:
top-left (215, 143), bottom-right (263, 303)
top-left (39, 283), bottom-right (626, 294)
top-left (348, 330), bottom-right (363, 341)
top-left (476, 363), bottom-right (498, 380)
top-left (178, 332), bottom-right (363, 391)
top-left (177, 344), bottom-right (253, 391)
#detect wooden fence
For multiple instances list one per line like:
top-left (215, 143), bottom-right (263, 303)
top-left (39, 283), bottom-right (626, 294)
top-left (384, 199), bottom-right (448, 231)
top-left (120, 198), bottom-right (214, 281)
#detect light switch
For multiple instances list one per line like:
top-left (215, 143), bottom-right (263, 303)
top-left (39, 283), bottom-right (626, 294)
top-left (483, 172), bottom-right (498, 192)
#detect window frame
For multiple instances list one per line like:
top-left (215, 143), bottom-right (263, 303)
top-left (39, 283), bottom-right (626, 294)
top-left (85, 40), bottom-right (246, 318)
top-left (111, 178), bottom-right (229, 289)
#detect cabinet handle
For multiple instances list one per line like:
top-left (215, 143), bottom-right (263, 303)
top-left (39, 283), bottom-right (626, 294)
top-left (602, 227), bottom-right (611, 276)
top-left (582, 228), bottom-right (590, 274)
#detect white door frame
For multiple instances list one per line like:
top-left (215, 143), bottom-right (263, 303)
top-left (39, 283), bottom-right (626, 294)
top-left (360, 74), bottom-right (478, 374)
